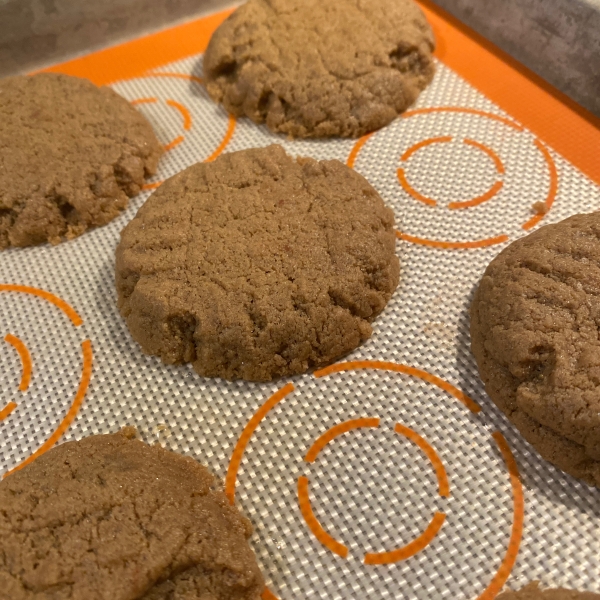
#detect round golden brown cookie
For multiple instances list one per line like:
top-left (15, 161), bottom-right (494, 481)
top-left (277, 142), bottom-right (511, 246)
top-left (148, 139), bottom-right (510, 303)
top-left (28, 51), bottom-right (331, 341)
top-left (0, 428), bottom-right (264, 600)
top-left (0, 73), bottom-right (162, 249)
top-left (203, 0), bottom-right (435, 138)
top-left (497, 582), bottom-right (600, 599)
top-left (116, 144), bottom-right (399, 381)
top-left (470, 213), bottom-right (600, 487)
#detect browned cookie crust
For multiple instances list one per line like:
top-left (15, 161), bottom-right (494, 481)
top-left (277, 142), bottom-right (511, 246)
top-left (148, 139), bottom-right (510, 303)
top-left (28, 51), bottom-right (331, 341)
top-left (471, 213), bottom-right (600, 486)
top-left (203, 0), bottom-right (435, 138)
top-left (116, 145), bottom-right (399, 381)
top-left (0, 73), bottom-right (162, 249)
top-left (0, 428), bottom-right (264, 600)
top-left (497, 582), bottom-right (600, 599)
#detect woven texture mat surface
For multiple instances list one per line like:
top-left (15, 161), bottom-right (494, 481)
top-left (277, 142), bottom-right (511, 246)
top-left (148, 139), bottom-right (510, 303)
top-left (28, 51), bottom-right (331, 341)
top-left (1, 22), bottom-right (599, 600)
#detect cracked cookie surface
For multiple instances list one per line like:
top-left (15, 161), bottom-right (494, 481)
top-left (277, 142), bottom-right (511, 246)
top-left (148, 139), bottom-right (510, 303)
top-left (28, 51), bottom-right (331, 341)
top-left (0, 73), bottom-right (162, 249)
top-left (203, 0), bottom-right (435, 138)
top-left (116, 145), bottom-right (399, 381)
top-left (0, 428), bottom-right (264, 600)
top-left (471, 213), bottom-right (600, 486)
top-left (497, 582), bottom-right (600, 599)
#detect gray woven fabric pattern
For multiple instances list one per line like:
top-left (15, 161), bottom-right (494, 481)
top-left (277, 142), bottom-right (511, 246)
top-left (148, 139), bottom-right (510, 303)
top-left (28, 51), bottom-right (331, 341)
top-left (0, 50), bottom-right (599, 599)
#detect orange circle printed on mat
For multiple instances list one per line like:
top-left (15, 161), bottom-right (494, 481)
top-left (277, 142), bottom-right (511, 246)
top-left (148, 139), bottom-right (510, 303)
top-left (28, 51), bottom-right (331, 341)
top-left (117, 71), bottom-right (236, 192)
top-left (0, 285), bottom-right (92, 478)
top-left (131, 96), bottom-right (192, 152)
top-left (225, 362), bottom-right (523, 600)
top-left (348, 107), bottom-right (558, 250)
top-left (299, 417), bottom-right (450, 564)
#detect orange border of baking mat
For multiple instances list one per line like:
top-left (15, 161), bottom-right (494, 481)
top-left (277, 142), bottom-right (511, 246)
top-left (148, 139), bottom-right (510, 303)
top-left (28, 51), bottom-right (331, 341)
top-left (40, 1), bottom-right (600, 186)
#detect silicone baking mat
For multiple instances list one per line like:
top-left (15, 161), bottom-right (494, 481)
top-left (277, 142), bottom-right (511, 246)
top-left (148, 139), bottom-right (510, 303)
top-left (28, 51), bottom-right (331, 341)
top-left (1, 2), bottom-right (599, 598)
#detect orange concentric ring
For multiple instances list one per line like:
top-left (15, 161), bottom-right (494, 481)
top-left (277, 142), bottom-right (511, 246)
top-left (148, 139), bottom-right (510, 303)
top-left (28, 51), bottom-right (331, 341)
top-left (299, 417), bottom-right (450, 563)
top-left (396, 135), bottom-right (505, 210)
top-left (0, 402), bottom-right (17, 421)
top-left (364, 512), bottom-right (447, 565)
top-left (0, 285), bottom-right (93, 477)
top-left (347, 107), bottom-right (558, 249)
top-left (131, 96), bottom-right (191, 152)
top-left (125, 72), bottom-right (237, 192)
top-left (4, 333), bottom-right (32, 392)
top-left (298, 476), bottom-right (349, 558)
top-left (225, 361), bottom-right (523, 599)
top-left (305, 417), bottom-right (380, 463)
top-left (394, 422), bottom-right (449, 498)
top-left (397, 136), bottom-right (452, 207)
